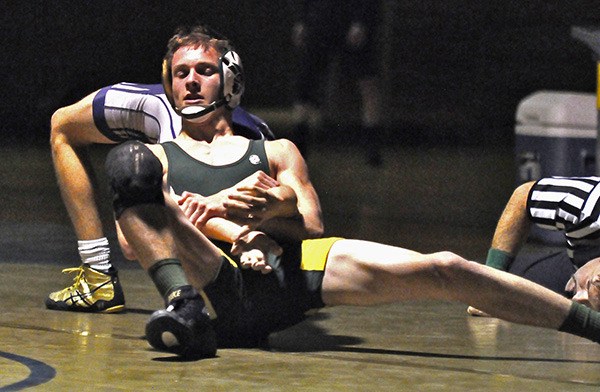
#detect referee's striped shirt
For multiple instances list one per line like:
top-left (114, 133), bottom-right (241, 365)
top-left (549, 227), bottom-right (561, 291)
top-left (528, 176), bottom-right (600, 265)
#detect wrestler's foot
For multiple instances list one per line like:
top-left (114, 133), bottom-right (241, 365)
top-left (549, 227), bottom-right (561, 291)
top-left (467, 306), bottom-right (490, 317)
top-left (145, 286), bottom-right (217, 359)
top-left (46, 265), bottom-right (125, 313)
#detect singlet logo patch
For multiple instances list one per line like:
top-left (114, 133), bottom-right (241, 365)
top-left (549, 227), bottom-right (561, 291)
top-left (249, 154), bottom-right (261, 165)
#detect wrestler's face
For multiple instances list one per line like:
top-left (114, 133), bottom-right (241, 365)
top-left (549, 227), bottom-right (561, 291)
top-left (565, 258), bottom-right (600, 310)
top-left (171, 45), bottom-right (221, 114)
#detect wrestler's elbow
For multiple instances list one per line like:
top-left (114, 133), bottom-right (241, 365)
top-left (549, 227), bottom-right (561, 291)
top-left (306, 217), bottom-right (325, 239)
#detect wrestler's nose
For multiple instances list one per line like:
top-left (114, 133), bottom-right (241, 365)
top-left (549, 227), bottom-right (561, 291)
top-left (185, 70), bottom-right (201, 91)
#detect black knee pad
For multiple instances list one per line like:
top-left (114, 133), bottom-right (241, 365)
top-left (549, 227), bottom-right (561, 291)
top-left (105, 141), bottom-right (165, 219)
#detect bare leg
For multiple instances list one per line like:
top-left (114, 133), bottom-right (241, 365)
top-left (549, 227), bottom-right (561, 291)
top-left (165, 194), bottom-right (225, 288)
top-left (50, 92), bottom-right (116, 242)
top-left (322, 239), bottom-right (569, 329)
top-left (116, 195), bottom-right (221, 359)
top-left (116, 195), bottom-right (223, 290)
top-left (46, 92), bottom-right (125, 312)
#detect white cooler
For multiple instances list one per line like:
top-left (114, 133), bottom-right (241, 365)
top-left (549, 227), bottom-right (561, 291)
top-left (515, 90), bottom-right (597, 243)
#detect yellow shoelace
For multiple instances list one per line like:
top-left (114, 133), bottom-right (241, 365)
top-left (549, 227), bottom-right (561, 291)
top-left (61, 267), bottom-right (85, 285)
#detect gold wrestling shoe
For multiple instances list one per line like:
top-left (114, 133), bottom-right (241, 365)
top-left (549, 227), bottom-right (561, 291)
top-left (45, 265), bottom-right (125, 313)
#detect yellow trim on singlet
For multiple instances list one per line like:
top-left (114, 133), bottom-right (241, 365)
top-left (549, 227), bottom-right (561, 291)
top-left (220, 252), bottom-right (238, 267)
top-left (300, 237), bottom-right (344, 271)
top-left (206, 238), bottom-right (342, 318)
top-left (219, 237), bottom-right (343, 272)
top-left (198, 290), bottom-right (218, 320)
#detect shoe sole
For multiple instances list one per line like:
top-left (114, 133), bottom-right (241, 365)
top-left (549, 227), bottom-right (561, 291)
top-left (45, 299), bottom-right (125, 313)
top-left (145, 310), bottom-right (217, 359)
top-left (100, 304), bottom-right (125, 313)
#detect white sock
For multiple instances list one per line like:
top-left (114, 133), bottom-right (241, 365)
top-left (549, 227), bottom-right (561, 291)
top-left (78, 238), bottom-right (112, 272)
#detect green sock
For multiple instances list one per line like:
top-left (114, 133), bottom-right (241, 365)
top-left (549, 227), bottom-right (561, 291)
top-left (147, 258), bottom-right (190, 300)
top-left (558, 302), bottom-right (600, 343)
top-left (485, 248), bottom-right (515, 271)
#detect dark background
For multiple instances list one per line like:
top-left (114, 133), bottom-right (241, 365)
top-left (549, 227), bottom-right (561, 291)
top-left (1, 1), bottom-right (599, 145)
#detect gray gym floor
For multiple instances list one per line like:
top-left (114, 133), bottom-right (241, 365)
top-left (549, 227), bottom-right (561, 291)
top-left (2, 140), bottom-right (600, 391)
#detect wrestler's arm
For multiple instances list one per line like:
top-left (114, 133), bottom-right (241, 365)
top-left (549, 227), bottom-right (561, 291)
top-left (220, 139), bottom-right (325, 271)
top-left (195, 139), bottom-right (326, 242)
top-left (177, 164), bottom-right (321, 243)
top-left (224, 172), bottom-right (302, 220)
top-left (113, 144), bottom-right (254, 257)
top-left (178, 169), bottom-right (300, 226)
top-left (115, 143), bottom-right (286, 276)
top-left (258, 138), bottom-right (324, 241)
top-left (179, 186), bottom-right (300, 245)
top-left (115, 197), bottom-right (246, 260)
top-left (139, 144), bottom-right (288, 245)
top-left (163, 165), bottom-right (284, 274)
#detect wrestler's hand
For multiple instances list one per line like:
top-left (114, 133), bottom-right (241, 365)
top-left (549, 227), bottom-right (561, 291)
top-left (175, 172), bottom-right (280, 228)
top-left (223, 171), bottom-right (285, 226)
top-left (237, 249), bottom-right (274, 274)
top-left (175, 191), bottom-right (227, 228)
top-left (231, 230), bottom-right (283, 274)
top-left (234, 170), bottom-right (279, 191)
top-left (223, 186), bottom-right (281, 227)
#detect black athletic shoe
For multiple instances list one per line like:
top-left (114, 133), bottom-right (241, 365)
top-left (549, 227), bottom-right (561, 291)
top-left (145, 287), bottom-right (217, 359)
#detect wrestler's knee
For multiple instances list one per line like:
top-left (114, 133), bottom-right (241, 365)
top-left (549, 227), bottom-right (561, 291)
top-left (49, 106), bottom-right (70, 146)
top-left (105, 141), bottom-right (164, 219)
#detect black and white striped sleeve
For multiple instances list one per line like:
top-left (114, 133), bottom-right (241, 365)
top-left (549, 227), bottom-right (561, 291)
top-left (527, 177), bottom-right (600, 237)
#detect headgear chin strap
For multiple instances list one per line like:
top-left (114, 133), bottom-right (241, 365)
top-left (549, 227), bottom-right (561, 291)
top-left (162, 50), bottom-right (245, 121)
top-left (178, 101), bottom-right (226, 121)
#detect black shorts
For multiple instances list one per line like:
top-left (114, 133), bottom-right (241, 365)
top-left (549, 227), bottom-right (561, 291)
top-left (203, 238), bottom-right (342, 347)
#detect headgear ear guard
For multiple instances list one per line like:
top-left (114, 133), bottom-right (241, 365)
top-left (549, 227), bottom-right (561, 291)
top-left (219, 51), bottom-right (244, 109)
top-left (161, 58), bottom-right (175, 109)
top-left (161, 50), bottom-right (245, 120)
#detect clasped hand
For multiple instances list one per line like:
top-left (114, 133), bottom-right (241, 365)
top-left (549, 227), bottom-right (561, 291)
top-left (175, 171), bottom-right (280, 228)
top-left (231, 230), bottom-right (283, 274)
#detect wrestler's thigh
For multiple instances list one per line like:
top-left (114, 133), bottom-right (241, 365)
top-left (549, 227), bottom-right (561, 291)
top-left (321, 239), bottom-right (435, 306)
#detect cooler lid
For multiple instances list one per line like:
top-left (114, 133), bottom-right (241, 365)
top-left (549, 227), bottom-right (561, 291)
top-left (515, 90), bottom-right (597, 128)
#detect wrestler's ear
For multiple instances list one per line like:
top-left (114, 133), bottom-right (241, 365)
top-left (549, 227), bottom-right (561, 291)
top-left (565, 276), bottom-right (576, 292)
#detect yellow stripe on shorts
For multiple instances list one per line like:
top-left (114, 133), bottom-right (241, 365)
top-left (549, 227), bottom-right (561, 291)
top-left (300, 237), bottom-right (344, 271)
